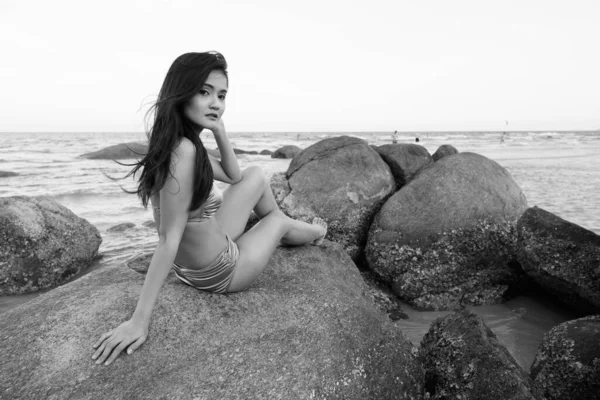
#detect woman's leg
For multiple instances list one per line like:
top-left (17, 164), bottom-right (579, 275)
top-left (227, 211), bottom-right (325, 292)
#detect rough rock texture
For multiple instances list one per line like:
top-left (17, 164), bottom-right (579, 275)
top-left (531, 315), bottom-right (600, 400)
top-left (271, 144), bottom-right (302, 159)
top-left (374, 143), bottom-right (433, 188)
top-left (0, 170), bottom-right (18, 177)
top-left (366, 152), bottom-right (528, 310)
top-left (419, 310), bottom-right (540, 400)
top-left (0, 196), bottom-right (102, 295)
top-left (432, 144), bottom-right (459, 161)
top-left (517, 206), bottom-right (600, 314)
top-left (273, 136), bottom-right (395, 261)
top-left (80, 142), bottom-right (148, 159)
top-left (0, 241), bottom-right (424, 400)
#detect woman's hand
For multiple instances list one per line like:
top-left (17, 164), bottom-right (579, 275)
top-left (92, 319), bottom-right (148, 366)
top-left (206, 118), bottom-right (226, 137)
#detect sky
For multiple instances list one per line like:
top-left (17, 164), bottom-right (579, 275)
top-left (1, 0), bottom-right (599, 132)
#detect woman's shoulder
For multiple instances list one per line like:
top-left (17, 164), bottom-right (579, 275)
top-left (173, 137), bottom-right (196, 158)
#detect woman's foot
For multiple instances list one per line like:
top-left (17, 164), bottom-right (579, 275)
top-left (312, 217), bottom-right (327, 245)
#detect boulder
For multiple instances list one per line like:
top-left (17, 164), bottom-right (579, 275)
top-left (432, 144), bottom-right (459, 161)
top-left (531, 315), bottom-right (600, 400)
top-left (272, 136), bottom-right (395, 261)
top-left (259, 149), bottom-right (273, 156)
top-left (81, 142), bottom-right (148, 160)
top-left (419, 309), bottom-right (540, 400)
top-left (233, 148), bottom-right (258, 155)
top-left (81, 143), bottom-right (221, 160)
top-left (374, 143), bottom-right (433, 188)
top-left (0, 170), bottom-right (18, 177)
top-left (0, 241), bottom-right (424, 399)
top-left (0, 196), bottom-right (102, 295)
top-left (517, 206), bottom-right (600, 314)
top-left (271, 144), bottom-right (302, 159)
top-left (366, 152), bottom-right (528, 310)
top-left (107, 222), bottom-right (136, 233)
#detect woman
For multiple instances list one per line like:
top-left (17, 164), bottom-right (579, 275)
top-left (92, 52), bottom-right (327, 366)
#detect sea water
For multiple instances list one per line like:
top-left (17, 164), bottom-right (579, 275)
top-left (1, 130), bottom-right (599, 371)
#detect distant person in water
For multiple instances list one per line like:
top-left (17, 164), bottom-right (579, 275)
top-left (415, 137), bottom-right (420, 143)
top-left (391, 130), bottom-right (398, 143)
top-left (92, 51), bottom-right (327, 366)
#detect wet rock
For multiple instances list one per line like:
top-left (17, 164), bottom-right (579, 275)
top-left (432, 144), bottom-right (459, 161)
top-left (142, 220), bottom-right (156, 228)
top-left (366, 152), bottom-right (528, 310)
top-left (0, 196), bottom-right (102, 295)
top-left (0, 241), bottom-right (424, 399)
top-left (0, 170), bottom-right (18, 177)
top-left (259, 149), bottom-right (273, 155)
top-left (419, 309), bottom-right (540, 400)
top-left (80, 142), bottom-right (148, 160)
top-left (233, 148), bottom-right (258, 155)
top-left (107, 222), bottom-right (135, 232)
top-left (531, 315), bottom-right (600, 400)
top-left (517, 206), bottom-right (600, 314)
top-left (271, 145), bottom-right (302, 159)
top-left (272, 136), bottom-right (395, 261)
top-left (373, 143), bottom-right (433, 188)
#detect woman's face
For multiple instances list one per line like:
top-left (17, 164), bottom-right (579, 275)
top-left (184, 70), bottom-right (228, 130)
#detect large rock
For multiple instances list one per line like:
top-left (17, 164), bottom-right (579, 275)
top-left (0, 170), bottom-right (18, 177)
top-left (0, 196), bottom-right (102, 295)
top-left (531, 315), bottom-right (600, 400)
top-left (366, 152), bottom-right (528, 310)
top-left (273, 136), bottom-right (395, 261)
top-left (432, 144), bottom-right (458, 161)
top-left (81, 142), bottom-right (220, 160)
top-left (80, 142), bottom-right (148, 159)
top-left (419, 310), bottom-right (540, 400)
top-left (517, 206), bottom-right (600, 314)
top-left (271, 144), bottom-right (302, 159)
top-left (0, 241), bottom-right (424, 399)
top-left (374, 143), bottom-right (433, 188)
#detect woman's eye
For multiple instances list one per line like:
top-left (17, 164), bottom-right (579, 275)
top-left (219, 95), bottom-right (226, 100)
top-left (199, 90), bottom-right (209, 96)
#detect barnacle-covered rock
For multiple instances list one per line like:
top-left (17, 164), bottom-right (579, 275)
top-left (373, 143), bottom-right (433, 188)
top-left (531, 315), bottom-right (600, 400)
top-left (517, 206), bottom-right (600, 314)
top-left (272, 136), bottom-right (395, 261)
top-left (366, 152), bottom-right (528, 310)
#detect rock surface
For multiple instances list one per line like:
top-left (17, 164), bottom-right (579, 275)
top-left (432, 144), bottom-right (459, 161)
top-left (419, 309), bottom-right (540, 400)
top-left (0, 241), bottom-right (424, 399)
top-left (530, 315), bottom-right (600, 400)
top-left (0, 170), bottom-right (18, 177)
top-left (0, 196), bottom-right (102, 295)
top-left (259, 149), bottom-right (273, 155)
top-left (366, 152), bottom-right (528, 310)
top-left (517, 206), bottom-right (600, 314)
top-left (271, 144), bottom-right (302, 159)
top-left (107, 222), bottom-right (136, 233)
top-left (374, 143), bottom-right (433, 188)
top-left (273, 136), bottom-right (395, 261)
top-left (81, 142), bottom-right (148, 159)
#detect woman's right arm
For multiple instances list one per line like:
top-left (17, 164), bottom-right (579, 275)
top-left (92, 139), bottom-right (196, 366)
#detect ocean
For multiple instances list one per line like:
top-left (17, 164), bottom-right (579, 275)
top-left (1, 130), bottom-right (599, 371)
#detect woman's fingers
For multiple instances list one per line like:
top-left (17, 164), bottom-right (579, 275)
top-left (92, 330), bottom-right (113, 349)
top-left (104, 342), bottom-right (128, 366)
top-left (127, 335), bottom-right (146, 355)
top-left (96, 338), bottom-right (120, 365)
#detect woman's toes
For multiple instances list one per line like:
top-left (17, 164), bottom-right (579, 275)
top-left (312, 217), bottom-right (327, 245)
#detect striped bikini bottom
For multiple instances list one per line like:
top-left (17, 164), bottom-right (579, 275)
top-left (173, 234), bottom-right (239, 294)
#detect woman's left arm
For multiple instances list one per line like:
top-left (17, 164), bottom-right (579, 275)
top-left (208, 120), bottom-right (241, 184)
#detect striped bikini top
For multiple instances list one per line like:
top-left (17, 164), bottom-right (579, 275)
top-left (153, 184), bottom-right (223, 223)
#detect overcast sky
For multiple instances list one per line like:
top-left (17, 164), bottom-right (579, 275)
top-left (1, 0), bottom-right (599, 132)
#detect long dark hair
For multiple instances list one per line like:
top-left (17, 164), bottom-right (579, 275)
top-left (125, 51), bottom-right (228, 211)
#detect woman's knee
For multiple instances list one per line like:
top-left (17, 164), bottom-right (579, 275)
top-left (239, 165), bottom-right (267, 189)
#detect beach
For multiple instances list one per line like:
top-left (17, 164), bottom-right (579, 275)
top-left (1, 130), bottom-right (599, 371)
